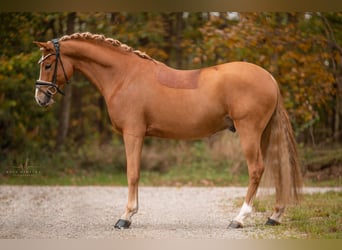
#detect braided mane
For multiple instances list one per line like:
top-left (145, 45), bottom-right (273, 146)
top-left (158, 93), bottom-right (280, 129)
top-left (59, 32), bottom-right (155, 61)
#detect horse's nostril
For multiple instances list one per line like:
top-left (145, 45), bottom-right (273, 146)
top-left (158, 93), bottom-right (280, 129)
top-left (36, 97), bottom-right (47, 107)
top-left (38, 99), bottom-right (45, 106)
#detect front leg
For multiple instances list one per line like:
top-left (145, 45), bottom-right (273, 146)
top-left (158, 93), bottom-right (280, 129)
top-left (114, 132), bottom-right (144, 229)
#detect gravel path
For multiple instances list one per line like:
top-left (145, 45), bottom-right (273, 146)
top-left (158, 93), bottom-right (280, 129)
top-left (0, 186), bottom-right (340, 239)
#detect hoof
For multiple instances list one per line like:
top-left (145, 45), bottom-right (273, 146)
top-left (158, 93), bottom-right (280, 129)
top-left (228, 220), bottom-right (243, 229)
top-left (265, 217), bottom-right (280, 226)
top-left (114, 219), bottom-right (131, 229)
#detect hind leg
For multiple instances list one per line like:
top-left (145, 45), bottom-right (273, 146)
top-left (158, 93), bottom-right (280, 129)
top-left (264, 144), bottom-right (288, 226)
top-left (228, 121), bottom-right (265, 228)
top-left (266, 186), bottom-right (285, 225)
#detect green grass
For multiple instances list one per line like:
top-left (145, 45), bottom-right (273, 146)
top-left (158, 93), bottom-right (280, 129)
top-left (1, 134), bottom-right (250, 186)
top-left (252, 191), bottom-right (342, 239)
top-left (1, 163), bottom-right (249, 186)
top-left (140, 163), bottom-right (249, 186)
top-left (1, 136), bottom-right (340, 187)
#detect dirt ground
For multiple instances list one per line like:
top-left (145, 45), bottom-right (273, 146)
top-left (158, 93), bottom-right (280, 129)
top-left (0, 186), bottom-right (341, 239)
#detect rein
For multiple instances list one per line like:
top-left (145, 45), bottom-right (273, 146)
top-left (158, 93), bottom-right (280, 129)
top-left (36, 38), bottom-right (70, 96)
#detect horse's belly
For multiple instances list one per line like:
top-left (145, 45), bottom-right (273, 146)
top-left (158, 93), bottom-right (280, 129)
top-left (145, 114), bottom-right (233, 139)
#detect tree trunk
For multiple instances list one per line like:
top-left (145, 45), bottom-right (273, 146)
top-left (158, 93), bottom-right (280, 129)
top-left (161, 12), bottom-right (183, 68)
top-left (175, 12), bottom-right (183, 69)
top-left (319, 13), bottom-right (342, 142)
top-left (56, 12), bottom-right (76, 149)
top-left (335, 77), bottom-right (342, 141)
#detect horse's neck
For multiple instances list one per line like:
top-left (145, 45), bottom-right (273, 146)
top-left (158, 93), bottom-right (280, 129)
top-left (64, 41), bottom-right (140, 99)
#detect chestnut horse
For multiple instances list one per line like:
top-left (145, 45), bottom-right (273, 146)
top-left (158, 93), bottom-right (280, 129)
top-left (34, 32), bottom-right (302, 229)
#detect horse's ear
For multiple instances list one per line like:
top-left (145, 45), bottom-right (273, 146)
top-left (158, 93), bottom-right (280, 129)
top-left (33, 41), bottom-right (53, 51)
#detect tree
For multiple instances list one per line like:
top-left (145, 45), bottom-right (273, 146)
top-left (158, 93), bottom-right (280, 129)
top-left (56, 12), bottom-right (76, 149)
top-left (0, 13), bottom-right (60, 156)
top-left (319, 13), bottom-right (342, 142)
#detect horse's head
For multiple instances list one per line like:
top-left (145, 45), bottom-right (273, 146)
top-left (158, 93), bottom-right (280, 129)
top-left (34, 39), bottom-right (72, 107)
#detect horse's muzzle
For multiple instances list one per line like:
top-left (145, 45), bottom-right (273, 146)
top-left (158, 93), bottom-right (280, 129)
top-left (35, 86), bottom-right (55, 107)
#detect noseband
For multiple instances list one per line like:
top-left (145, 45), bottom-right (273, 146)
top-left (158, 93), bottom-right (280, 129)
top-left (36, 38), bottom-right (70, 96)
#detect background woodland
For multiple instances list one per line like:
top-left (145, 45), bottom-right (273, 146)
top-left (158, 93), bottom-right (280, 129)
top-left (1, 12), bottom-right (341, 184)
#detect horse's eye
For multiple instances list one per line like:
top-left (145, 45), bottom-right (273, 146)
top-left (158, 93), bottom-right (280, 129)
top-left (45, 64), bottom-right (52, 70)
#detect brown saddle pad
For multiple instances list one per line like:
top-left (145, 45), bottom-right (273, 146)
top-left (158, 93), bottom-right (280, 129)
top-left (157, 64), bottom-right (200, 89)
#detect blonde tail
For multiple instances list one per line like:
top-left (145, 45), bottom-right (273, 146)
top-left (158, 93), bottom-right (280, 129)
top-left (261, 88), bottom-right (303, 205)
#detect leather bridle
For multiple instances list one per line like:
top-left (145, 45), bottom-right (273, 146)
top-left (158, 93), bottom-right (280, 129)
top-left (36, 38), bottom-right (70, 96)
